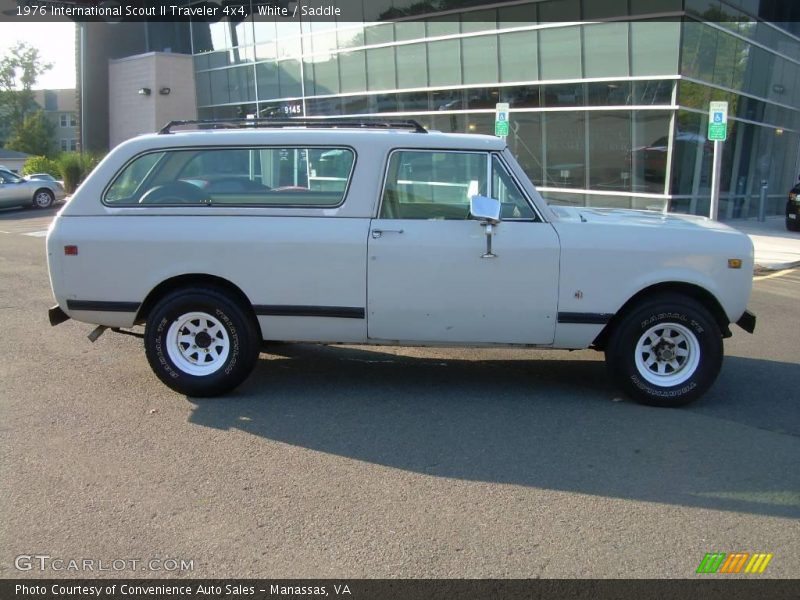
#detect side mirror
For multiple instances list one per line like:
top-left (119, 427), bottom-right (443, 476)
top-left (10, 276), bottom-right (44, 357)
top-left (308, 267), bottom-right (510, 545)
top-left (470, 195), bottom-right (501, 224)
top-left (469, 195), bottom-right (501, 259)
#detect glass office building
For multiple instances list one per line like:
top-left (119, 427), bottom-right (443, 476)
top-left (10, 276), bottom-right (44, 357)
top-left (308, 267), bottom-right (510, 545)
top-left (190, 0), bottom-right (800, 217)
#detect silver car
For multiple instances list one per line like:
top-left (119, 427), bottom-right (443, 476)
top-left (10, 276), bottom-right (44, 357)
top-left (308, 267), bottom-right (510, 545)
top-left (0, 168), bottom-right (66, 209)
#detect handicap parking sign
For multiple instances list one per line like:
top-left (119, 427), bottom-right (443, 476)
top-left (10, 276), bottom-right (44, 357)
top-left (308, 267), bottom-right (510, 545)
top-left (708, 101), bottom-right (728, 141)
top-left (494, 102), bottom-right (510, 137)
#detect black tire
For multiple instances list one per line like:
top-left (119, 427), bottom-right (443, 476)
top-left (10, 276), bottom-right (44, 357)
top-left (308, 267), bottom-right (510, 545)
top-left (144, 287), bottom-right (260, 396)
top-left (787, 218), bottom-right (800, 232)
top-left (605, 294), bottom-right (723, 407)
top-left (32, 188), bottom-right (54, 209)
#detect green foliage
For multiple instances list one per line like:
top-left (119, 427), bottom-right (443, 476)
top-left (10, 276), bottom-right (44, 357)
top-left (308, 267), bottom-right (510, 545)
top-left (57, 152), bottom-right (84, 193)
top-left (0, 42), bottom-right (52, 144)
top-left (82, 151), bottom-right (106, 174)
top-left (5, 111), bottom-right (56, 157)
top-left (56, 151), bottom-right (107, 193)
top-left (21, 155), bottom-right (62, 177)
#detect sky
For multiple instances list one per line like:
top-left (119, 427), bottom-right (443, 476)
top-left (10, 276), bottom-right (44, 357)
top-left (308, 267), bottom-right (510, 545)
top-left (0, 23), bottom-right (77, 90)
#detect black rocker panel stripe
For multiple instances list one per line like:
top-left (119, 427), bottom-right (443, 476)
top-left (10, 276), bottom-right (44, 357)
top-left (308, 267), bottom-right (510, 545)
top-left (67, 300), bottom-right (140, 312)
top-left (557, 312), bottom-right (613, 325)
top-left (67, 304), bottom-right (599, 324)
top-left (254, 305), bottom-right (365, 319)
top-left (67, 301), bottom-right (365, 319)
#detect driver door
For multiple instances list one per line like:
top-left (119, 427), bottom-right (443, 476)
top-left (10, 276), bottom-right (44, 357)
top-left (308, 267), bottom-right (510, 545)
top-left (367, 150), bottom-right (559, 345)
top-left (0, 171), bottom-right (20, 207)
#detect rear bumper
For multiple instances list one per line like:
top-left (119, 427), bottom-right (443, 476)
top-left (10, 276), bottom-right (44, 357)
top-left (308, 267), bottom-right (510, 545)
top-left (736, 309), bottom-right (756, 334)
top-left (48, 305), bottom-right (70, 326)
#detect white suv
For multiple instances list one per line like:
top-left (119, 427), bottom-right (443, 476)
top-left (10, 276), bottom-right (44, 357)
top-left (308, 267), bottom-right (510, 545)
top-left (46, 119), bottom-right (755, 406)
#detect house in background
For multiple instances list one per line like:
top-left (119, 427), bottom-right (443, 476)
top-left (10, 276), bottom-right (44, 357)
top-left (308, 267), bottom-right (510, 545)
top-left (34, 89), bottom-right (78, 152)
top-left (0, 148), bottom-right (32, 173)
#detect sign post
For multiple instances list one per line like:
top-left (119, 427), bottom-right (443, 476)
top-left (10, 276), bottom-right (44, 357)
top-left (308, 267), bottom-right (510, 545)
top-left (707, 101), bottom-right (728, 220)
top-left (495, 103), bottom-right (509, 139)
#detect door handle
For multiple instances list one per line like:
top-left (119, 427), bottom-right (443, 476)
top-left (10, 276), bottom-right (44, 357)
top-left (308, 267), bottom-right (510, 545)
top-left (371, 228), bottom-right (404, 238)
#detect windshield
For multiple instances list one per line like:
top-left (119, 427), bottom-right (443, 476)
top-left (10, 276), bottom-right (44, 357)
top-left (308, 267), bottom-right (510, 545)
top-left (0, 169), bottom-right (23, 183)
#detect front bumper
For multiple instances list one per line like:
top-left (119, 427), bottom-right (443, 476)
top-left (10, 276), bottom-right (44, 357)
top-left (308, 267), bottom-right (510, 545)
top-left (787, 197), bottom-right (799, 220)
top-left (736, 309), bottom-right (756, 334)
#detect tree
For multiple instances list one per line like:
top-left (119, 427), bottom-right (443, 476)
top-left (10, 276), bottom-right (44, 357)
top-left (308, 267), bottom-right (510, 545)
top-left (5, 111), bottom-right (56, 157)
top-left (0, 42), bottom-right (52, 146)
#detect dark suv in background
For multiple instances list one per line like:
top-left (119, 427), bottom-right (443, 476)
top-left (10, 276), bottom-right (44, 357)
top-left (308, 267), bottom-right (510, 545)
top-left (788, 175), bottom-right (800, 231)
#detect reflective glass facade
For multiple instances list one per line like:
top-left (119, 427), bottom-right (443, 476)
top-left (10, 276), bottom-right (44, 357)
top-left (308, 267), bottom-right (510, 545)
top-left (190, 0), bottom-right (800, 217)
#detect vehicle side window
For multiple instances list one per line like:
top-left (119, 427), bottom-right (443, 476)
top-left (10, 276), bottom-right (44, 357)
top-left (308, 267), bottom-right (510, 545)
top-left (380, 151), bottom-right (487, 220)
top-left (104, 147), bottom-right (355, 207)
top-left (105, 152), bottom-right (165, 203)
top-left (492, 156), bottom-right (536, 220)
top-left (1, 169), bottom-right (21, 183)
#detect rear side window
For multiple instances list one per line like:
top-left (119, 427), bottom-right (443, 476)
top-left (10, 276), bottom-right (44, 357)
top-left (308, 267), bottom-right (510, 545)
top-left (104, 147), bottom-right (355, 207)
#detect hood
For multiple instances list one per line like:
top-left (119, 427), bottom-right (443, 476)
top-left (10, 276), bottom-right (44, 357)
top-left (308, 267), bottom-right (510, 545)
top-left (548, 206), bottom-right (740, 234)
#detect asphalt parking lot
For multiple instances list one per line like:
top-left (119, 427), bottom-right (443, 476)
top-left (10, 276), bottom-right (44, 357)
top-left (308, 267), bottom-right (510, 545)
top-left (1, 207), bottom-right (798, 579)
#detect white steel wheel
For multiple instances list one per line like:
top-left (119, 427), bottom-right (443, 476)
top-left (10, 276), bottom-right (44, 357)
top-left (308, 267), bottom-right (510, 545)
top-left (634, 322), bottom-right (701, 387)
top-left (605, 294), bottom-right (723, 407)
top-left (165, 311), bottom-right (230, 376)
top-left (145, 286), bottom-right (260, 397)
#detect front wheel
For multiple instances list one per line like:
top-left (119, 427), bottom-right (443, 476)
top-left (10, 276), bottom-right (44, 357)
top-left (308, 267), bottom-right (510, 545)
top-left (605, 294), bottom-right (723, 407)
top-left (144, 287), bottom-right (260, 396)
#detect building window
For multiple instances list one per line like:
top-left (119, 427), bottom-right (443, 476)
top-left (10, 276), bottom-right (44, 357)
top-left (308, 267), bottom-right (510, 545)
top-left (69, 114), bottom-right (77, 127)
top-left (60, 114), bottom-right (67, 127)
top-left (544, 112), bottom-right (587, 188)
top-left (70, 139), bottom-right (78, 151)
top-left (60, 139), bottom-right (68, 151)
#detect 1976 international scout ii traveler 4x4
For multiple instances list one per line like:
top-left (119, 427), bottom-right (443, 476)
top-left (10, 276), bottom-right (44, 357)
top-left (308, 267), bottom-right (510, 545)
top-left (46, 119), bottom-right (756, 407)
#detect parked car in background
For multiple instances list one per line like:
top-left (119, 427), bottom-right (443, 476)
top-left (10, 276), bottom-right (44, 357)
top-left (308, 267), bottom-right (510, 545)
top-left (25, 173), bottom-right (64, 187)
top-left (0, 168), bottom-right (66, 209)
top-left (787, 175), bottom-right (800, 231)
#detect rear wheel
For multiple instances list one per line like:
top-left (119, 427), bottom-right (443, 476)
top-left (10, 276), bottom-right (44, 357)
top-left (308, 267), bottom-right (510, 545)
top-left (605, 294), bottom-right (723, 407)
top-left (33, 189), bottom-right (54, 209)
top-left (787, 217), bottom-right (800, 232)
top-left (144, 287), bottom-right (260, 396)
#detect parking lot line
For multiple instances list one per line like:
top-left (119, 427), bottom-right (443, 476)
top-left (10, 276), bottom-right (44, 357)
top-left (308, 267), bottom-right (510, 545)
top-left (754, 268), bottom-right (797, 281)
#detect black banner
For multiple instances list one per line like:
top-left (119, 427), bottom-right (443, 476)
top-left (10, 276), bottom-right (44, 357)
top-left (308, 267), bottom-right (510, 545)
top-left (3, 0), bottom-right (794, 23)
top-left (3, 579), bottom-right (800, 600)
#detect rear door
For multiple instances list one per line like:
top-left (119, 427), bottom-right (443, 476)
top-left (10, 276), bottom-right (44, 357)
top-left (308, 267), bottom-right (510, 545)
top-left (367, 150), bottom-right (560, 345)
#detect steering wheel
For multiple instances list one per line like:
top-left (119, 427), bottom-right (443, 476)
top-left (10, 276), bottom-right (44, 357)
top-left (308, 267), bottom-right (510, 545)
top-left (139, 181), bottom-right (211, 204)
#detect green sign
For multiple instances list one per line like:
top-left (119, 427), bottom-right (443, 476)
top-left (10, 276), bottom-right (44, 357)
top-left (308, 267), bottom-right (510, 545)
top-left (708, 101), bottom-right (728, 141)
top-left (495, 102), bottom-right (510, 138)
top-left (708, 123), bottom-right (727, 140)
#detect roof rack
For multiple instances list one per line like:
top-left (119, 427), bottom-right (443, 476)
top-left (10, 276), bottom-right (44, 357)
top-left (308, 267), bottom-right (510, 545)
top-left (158, 118), bottom-right (428, 135)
